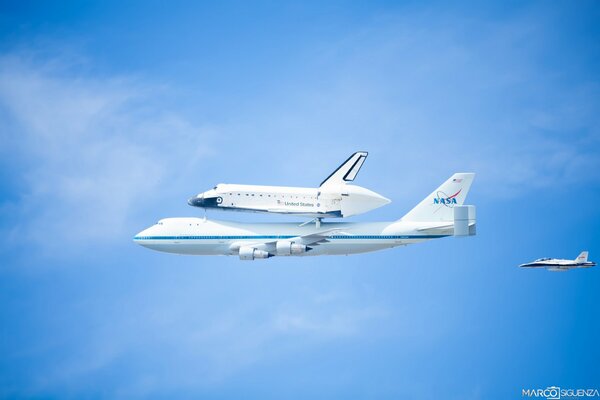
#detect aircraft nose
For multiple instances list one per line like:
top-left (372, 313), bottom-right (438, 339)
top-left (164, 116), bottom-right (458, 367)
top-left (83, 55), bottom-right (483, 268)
top-left (188, 194), bottom-right (221, 208)
top-left (133, 227), bottom-right (150, 243)
top-left (188, 195), bottom-right (204, 207)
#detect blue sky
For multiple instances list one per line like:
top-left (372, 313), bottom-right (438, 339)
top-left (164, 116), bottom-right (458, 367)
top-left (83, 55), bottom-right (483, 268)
top-left (1, 1), bottom-right (599, 398)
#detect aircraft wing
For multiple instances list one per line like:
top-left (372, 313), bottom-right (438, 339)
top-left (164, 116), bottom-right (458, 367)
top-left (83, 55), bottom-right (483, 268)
top-left (416, 222), bottom-right (475, 234)
top-left (289, 228), bottom-right (344, 246)
top-left (416, 224), bottom-right (454, 232)
top-left (248, 229), bottom-right (344, 253)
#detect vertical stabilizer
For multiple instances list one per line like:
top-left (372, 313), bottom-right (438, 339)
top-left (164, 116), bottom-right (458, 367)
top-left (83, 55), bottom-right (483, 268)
top-left (401, 173), bottom-right (475, 222)
top-left (575, 251), bottom-right (588, 263)
top-left (320, 152), bottom-right (368, 187)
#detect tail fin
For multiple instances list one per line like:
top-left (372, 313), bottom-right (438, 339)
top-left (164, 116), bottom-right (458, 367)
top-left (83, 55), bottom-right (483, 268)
top-left (401, 173), bottom-right (475, 222)
top-left (575, 251), bottom-right (588, 263)
top-left (320, 151), bottom-right (368, 187)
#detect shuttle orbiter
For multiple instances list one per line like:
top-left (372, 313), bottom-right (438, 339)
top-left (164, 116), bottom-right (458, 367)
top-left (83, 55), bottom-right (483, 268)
top-left (520, 251), bottom-right (596, 271)
top-left (135, 173), bottom-right (476, 260)
top-left (187, 152), bottom-right (390, 219)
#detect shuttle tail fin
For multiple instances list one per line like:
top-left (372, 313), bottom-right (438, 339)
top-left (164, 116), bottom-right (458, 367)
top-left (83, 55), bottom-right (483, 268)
top-left (401, 173), bottom-right (475, 222)
top-left (575, 251), bottom-right (588, 263)
top-left (320, 151), bottom-right (368, 188)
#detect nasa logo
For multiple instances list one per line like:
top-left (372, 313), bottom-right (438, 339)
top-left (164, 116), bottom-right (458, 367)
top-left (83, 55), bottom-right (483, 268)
top-left (433, 189), bottom-right (461, 207)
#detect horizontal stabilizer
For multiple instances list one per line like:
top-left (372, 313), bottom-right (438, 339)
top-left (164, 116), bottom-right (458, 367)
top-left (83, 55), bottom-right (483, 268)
top-left (416, 224), bottom-right (454, 231)
top-left (454, 205), bottom-right (476, 236)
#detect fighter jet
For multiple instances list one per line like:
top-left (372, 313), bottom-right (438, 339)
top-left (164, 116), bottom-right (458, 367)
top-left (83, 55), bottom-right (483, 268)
top-left (188, 151), bottom-right (390, 219)
top-left (520, 251), bottom-right (596, 271)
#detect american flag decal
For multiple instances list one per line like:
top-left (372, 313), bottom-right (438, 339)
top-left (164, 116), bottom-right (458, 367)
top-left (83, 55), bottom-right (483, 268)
top-left (453, 178), bottom-right (463, 183)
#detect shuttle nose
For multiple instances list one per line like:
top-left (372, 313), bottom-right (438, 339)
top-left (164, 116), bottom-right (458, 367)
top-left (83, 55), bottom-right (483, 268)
top-left (188, 193), bottom-right (221, 208)
top-left (188, 194), bottom-right (204, 207)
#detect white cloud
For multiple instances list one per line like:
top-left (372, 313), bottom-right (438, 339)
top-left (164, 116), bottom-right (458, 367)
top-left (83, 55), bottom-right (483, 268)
top-left (29, 288), bottom-right (388, 396)
top-left (0, 54), bottom-right (216, 257)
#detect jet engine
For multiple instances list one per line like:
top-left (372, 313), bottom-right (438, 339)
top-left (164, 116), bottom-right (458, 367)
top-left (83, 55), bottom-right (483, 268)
top-left (239, 246), bottom-right (272, 260)
top-left (276, 240), bottom-right (310, 256)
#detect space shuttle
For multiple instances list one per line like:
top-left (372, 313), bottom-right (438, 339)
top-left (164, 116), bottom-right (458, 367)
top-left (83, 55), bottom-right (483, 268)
top-left (188, 151), bottom-right (391, 219)
top-left (136, 172), bottom-right (477, 260)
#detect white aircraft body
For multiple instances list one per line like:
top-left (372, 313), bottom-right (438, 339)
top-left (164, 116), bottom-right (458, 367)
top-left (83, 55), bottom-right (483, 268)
top-left (135, 173), bottom-right (476, 260)
top-left (188, 151), bottom-right (390, 218)
top-left (520, 251), bottom-right (596, 271)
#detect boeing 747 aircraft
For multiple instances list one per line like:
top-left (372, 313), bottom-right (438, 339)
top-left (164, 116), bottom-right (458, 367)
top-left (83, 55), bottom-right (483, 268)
top-left (188, 151), bottom-right (390, 219)
top-left (135, 173), bottom-right (476, 260)
top-left (520, 251), bottom-right (596, 271)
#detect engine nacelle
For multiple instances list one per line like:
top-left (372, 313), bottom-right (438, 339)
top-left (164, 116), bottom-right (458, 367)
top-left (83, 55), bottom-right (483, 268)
top-left (239, 246), bottom-right (272, 260)
top-left (276, 240), bottom-right (309, 256)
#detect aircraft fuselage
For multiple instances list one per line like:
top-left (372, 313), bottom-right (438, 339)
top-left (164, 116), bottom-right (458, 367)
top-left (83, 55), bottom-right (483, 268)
top-left (188, 183), bottom-right (390, 218)
top-left (520, 255), bottom-right (596, 271)
top-left (134, 217), bottom-right (454, 258)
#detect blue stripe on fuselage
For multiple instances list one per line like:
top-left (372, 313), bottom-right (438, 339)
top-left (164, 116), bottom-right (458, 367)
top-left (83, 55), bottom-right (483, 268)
top-left (133, 235), bottom-right (449, 240)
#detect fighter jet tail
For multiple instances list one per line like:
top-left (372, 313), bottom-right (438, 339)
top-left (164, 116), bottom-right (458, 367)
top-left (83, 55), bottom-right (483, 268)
top-left (401, 173), bottom-right (475, 222)
top-left (320, 151), bottom-right (368, 188)
top-left (575, 251), bottom-right (589, 263)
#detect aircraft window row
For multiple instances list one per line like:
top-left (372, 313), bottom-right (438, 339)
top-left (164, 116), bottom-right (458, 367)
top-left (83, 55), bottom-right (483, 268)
top-left (228, 193), bottom-right (317, 200)
top-left (137, 235), bottom-right (410, 240)
top-left (331, 235), bottom-right (405, 239)
top-left (138, 236), bottom-right (298, 240)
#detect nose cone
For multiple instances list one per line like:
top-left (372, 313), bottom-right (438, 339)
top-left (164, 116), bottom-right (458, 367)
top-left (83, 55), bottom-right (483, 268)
top-left (188, 194), bottom-right (205, 207)
top-left (133, 227), bottom-right (151, 246)
top-left (188, 191), bottom-right (221, 208)
top-left (519, 262), bottom-right (538, 268)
